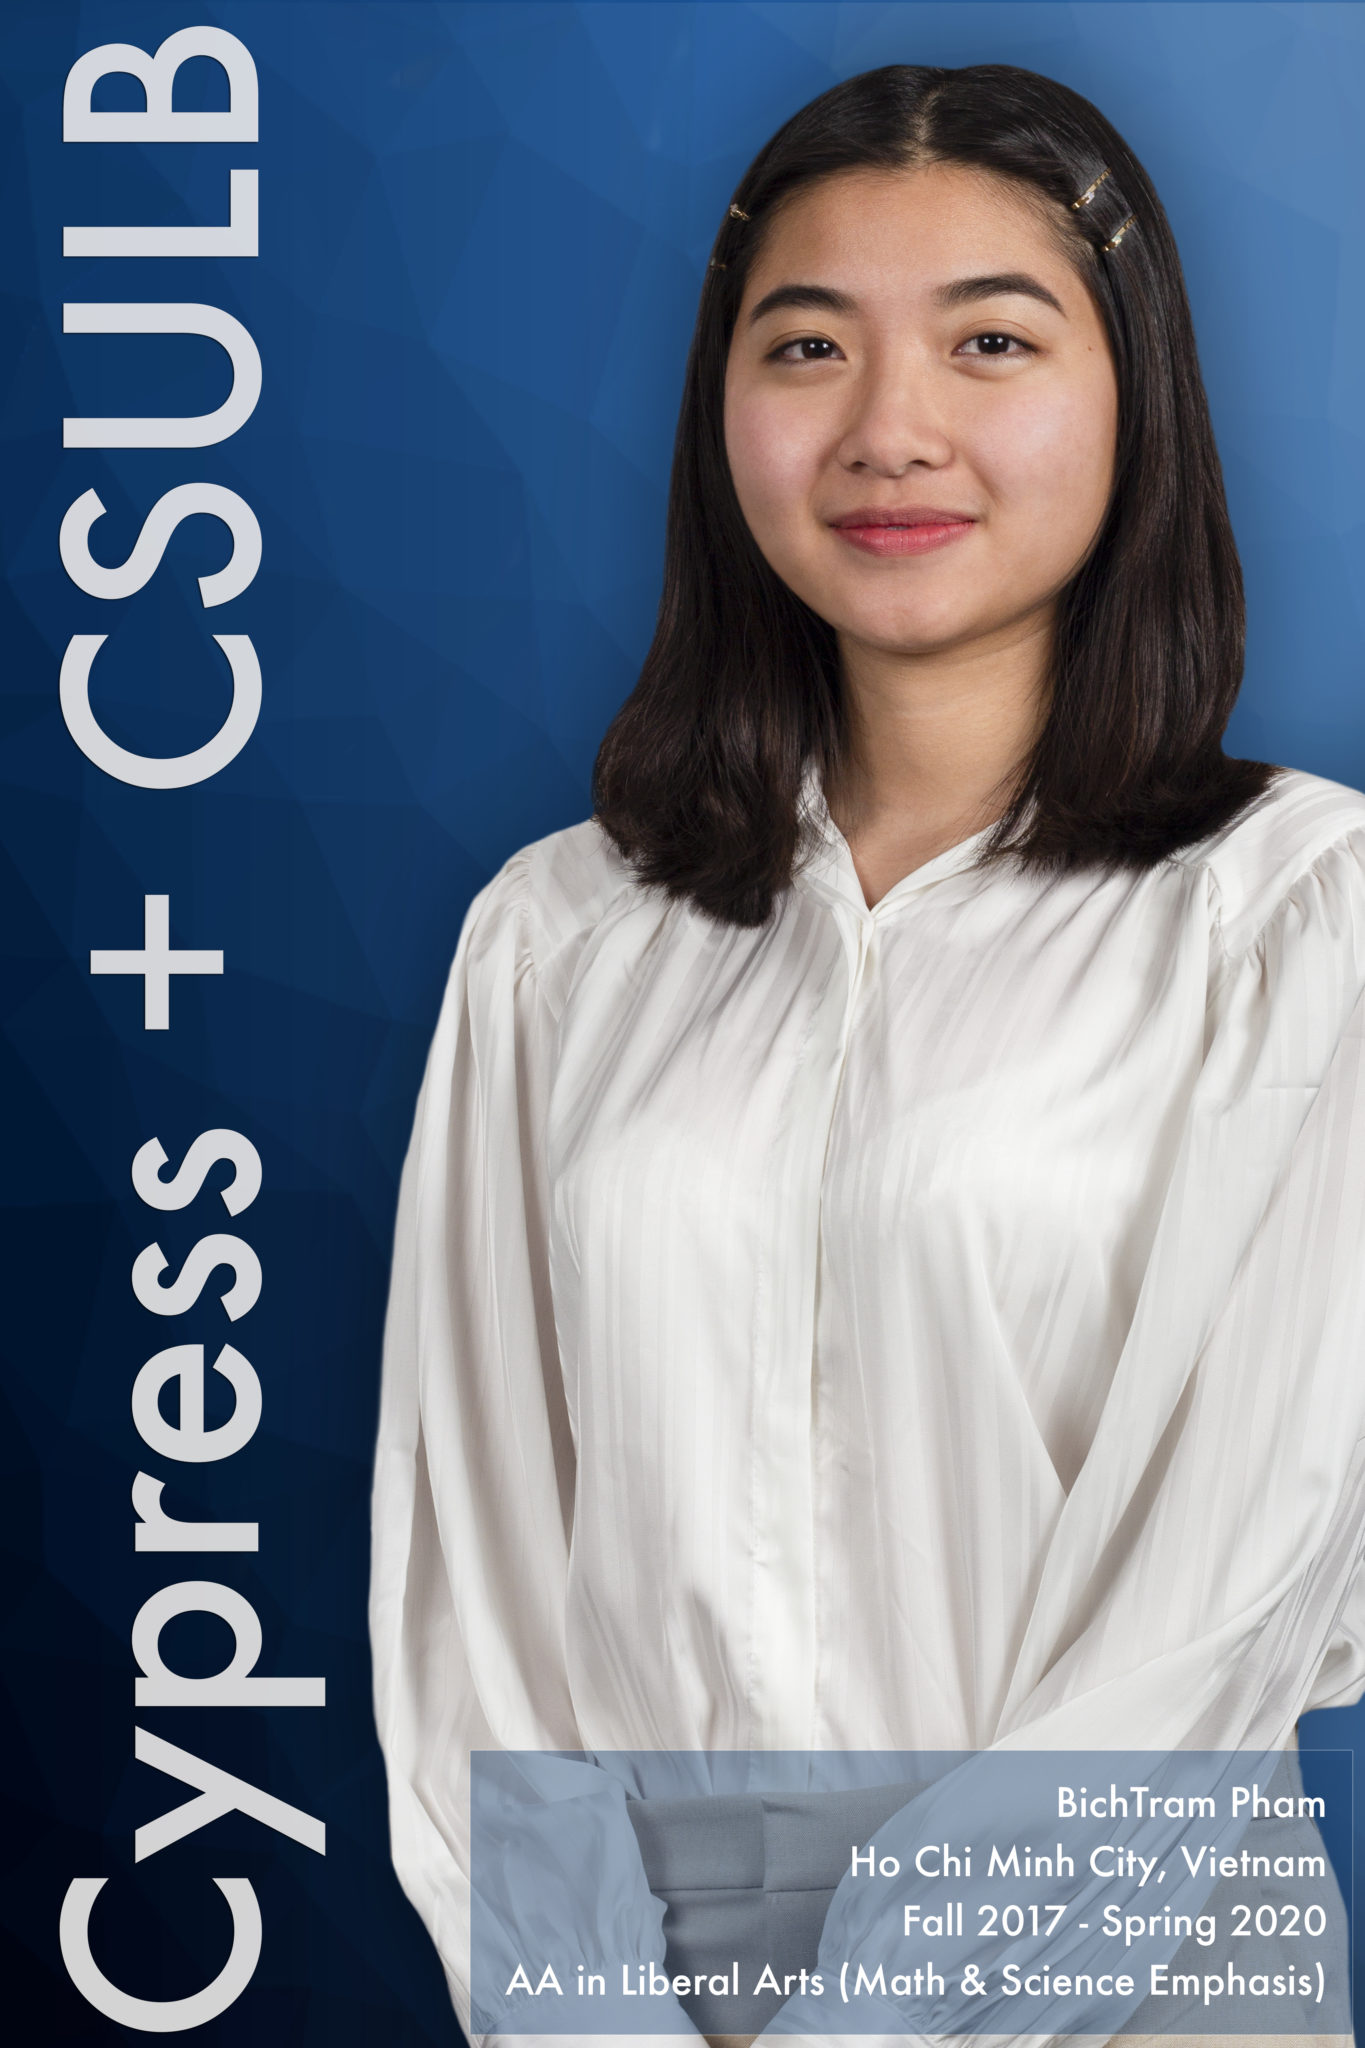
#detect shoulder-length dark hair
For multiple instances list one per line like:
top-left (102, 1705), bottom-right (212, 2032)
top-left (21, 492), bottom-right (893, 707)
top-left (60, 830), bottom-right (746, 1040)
top-left (591, 62), bottom-right (1277, 928)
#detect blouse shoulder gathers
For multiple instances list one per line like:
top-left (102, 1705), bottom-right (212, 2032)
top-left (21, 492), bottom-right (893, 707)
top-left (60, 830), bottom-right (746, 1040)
top-left (370, 764), bottom-right (1365, 2044)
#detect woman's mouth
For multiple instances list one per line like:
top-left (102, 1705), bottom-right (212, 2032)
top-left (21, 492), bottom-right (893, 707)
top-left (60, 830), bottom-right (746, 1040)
top-left (830, 508), bottom-right (978, 557)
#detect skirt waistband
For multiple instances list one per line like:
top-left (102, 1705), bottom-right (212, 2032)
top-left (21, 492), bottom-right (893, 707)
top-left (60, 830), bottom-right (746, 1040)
top-left (626, 1776), bottom-right (925, 1896)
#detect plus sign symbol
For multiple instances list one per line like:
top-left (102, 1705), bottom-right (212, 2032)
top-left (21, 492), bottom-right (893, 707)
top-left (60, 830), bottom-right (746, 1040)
top-left (89, 895), bottom-right (224, 1030)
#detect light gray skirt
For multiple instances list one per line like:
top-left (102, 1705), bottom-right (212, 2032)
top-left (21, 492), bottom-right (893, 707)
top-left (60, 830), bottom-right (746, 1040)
top-left (627, 1778), bottom-right (922, 2033)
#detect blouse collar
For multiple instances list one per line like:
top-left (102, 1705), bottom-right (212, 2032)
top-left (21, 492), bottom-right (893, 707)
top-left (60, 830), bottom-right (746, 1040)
top-left (794, 755), bottom-right (996, 919)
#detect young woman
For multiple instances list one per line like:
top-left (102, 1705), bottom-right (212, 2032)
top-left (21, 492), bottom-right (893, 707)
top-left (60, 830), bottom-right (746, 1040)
top-left (371, 63), bottom-right (1364, 2048)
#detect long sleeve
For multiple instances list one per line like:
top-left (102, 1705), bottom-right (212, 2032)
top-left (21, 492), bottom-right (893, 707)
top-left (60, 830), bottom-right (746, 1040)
top-left (989, 822), bottom-right (1365, 1749)
top-left (368, 850), bottom-right (699, 2043)
top-left (767, 822), bottom-right (1365, 2043)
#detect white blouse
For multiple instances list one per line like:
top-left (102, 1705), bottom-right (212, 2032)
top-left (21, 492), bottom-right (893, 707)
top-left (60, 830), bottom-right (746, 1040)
top-left (369, 762), bottom-right (1365, 2044)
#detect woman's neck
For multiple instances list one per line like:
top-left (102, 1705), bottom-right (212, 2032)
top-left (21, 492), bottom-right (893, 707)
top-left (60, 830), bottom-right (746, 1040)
top-left (822, 611), bottom-right (1052, 907)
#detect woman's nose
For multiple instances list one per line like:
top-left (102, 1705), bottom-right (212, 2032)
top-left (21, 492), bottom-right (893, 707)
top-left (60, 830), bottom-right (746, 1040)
top-left (835, 359), bottom-right (954, 477)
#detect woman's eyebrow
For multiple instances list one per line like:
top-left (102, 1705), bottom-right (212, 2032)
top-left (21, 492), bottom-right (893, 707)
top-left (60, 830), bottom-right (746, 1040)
top-left (746, 272), bottom-right (1066, 326)
top-left (934, 271), bottom-right (1066, 315)
top-left (747, 284), bottom-right (856, 325)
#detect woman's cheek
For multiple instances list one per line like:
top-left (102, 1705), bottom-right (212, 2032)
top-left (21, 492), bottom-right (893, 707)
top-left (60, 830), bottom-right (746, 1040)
top-left (968, 381), bottom-right (1075, 471)
top-left (969, 387), bottom-right (1114, 538)
top-left (728, 393), bottom-right (825, 528)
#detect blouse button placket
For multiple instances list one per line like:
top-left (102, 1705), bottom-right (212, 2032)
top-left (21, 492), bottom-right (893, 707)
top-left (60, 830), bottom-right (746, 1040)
top-left (750, 897), bottom-right (881, 1756)
top-left (804, 904), bottom-right (880, 1745)
top-left (832, 906), bottom-right (876, 1093)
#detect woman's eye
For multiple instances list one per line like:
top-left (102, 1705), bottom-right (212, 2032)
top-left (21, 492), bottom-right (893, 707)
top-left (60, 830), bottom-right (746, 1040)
top-left (771, 336), bottom-right (843, 363)
top-left (958, 332), bottom-right (1033, 358)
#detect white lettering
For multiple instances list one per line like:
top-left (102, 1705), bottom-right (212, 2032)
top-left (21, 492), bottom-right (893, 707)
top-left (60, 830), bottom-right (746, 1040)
top-left (132, 1471), bottom-right (258, 1552)
top-left (63, 303), bottom-right (261, 449)
top-left (66, 170), bottom-right (258, 259)
top-left (61, 485), bottom-right (261, 605)
top-left (132, 1581), bottom-right (324, 1708)
top-left (132, 1238), bottom-right (261, 1320)
top-left (62, 633), bottom-right (261, 788)
top-left (63, 27), bottom-right (258, 144)
top-left (59, 1875), bottom-right (261, 2029)
top-left (132, 1343), bottom-right (261, 1463)
top-left (131, 1132), bottom-right (262, 1216)
top-left (134, 1726), bottom-right (324, 1859)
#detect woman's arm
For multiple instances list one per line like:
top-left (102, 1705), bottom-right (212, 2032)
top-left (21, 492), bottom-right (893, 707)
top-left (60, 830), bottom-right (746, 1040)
top-left (370, 850), bottom-right (700, 2045)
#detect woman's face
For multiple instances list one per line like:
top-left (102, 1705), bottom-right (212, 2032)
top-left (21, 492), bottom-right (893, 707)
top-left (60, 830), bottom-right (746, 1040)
top-left (723, 162), bottom-right (1120, 664)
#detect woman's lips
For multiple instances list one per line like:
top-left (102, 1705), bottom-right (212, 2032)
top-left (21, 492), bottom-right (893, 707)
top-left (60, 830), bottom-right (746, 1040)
top-left (831, 512), bottom-right (977, 557)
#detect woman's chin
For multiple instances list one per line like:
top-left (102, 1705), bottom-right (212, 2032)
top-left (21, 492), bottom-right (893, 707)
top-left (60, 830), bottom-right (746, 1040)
top-left (833, 610), bottom-right (1004, 661)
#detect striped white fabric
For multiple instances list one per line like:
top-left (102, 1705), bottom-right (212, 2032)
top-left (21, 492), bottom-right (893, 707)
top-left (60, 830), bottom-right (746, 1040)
top-left (369, 763), bottom-right (1365, 2045)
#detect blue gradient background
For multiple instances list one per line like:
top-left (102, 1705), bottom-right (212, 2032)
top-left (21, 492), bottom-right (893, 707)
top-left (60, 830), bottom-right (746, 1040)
top-left (0, 3), bottom-right (1361, 2041)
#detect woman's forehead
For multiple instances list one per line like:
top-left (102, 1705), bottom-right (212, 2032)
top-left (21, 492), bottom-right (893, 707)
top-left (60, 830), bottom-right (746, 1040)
top-left (742, 165), bottom-right (1086, 309)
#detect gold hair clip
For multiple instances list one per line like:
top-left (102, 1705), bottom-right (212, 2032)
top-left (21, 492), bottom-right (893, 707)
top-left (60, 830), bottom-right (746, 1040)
top-left (709, 258), bottom-right (727, 269)
top-left (728, 202), bottom-right (750, 221)
top-left (1103, 214), bottom-right (1137, 251)
top-left (1071, 167), bottom-right (1112, 210)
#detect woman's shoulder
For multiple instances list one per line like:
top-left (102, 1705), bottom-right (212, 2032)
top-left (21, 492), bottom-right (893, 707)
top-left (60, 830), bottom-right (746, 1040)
top-left (1170, 765), bottom-right (1365, 961)
top-left (461, 812), bottom-right (641, 986)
